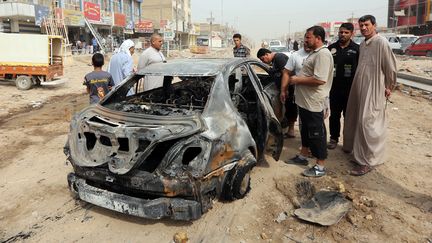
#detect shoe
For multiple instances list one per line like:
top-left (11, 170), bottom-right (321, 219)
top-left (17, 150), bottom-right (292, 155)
top-left (350, 164), bottom-right (373, 176)
top-left (286, 155), bottom-right (309, 166)
top-left (302, 165), bottom-right (326, 177)
top-left (327, 139), bottom-right (338, 149)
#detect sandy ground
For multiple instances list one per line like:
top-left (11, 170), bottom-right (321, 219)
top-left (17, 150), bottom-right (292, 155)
top-left (0, 51), bottom-right (431, 242)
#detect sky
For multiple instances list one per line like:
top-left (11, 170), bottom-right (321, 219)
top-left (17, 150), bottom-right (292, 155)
top-left (191, 0), bottom-right (389, 43)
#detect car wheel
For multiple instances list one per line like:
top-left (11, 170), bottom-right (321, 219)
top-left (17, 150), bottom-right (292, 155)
top-left (222, 151), bottom-right (256, 200)
top-left (427, 51), bottom-right (432, 57)
top-left (15, 76), bottom-right (33, 90)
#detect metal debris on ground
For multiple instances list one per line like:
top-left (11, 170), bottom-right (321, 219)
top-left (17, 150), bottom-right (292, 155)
top-left (294, 191), bottom-right (352, 226)
top-left (275, 211), bottom-right (288, 223)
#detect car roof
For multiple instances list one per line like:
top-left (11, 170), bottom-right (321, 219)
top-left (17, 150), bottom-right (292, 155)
top-left (396, 34), bottom-right (417, 37)
top-left (136, 58), bottom-right (253, 76)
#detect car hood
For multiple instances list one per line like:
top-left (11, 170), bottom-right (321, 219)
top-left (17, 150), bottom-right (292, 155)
top-left (67, 105), bottom-right (205, 174)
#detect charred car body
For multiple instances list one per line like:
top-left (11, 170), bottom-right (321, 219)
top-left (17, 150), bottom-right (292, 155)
top-left (64, 58), bottom-right (283, 220)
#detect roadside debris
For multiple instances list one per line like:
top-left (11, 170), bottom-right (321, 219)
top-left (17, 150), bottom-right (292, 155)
top-left (30, 101), bottom-right (43, 109)
top-left (173, 231), bottom-right (188, 243)
top-left (275, 212), bottom-right (288, 223)
top-left (294, 191), bottom-right (352, 226)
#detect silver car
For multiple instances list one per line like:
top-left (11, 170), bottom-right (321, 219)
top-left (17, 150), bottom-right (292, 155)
top-left (64, 58), bottom-right (283, 220)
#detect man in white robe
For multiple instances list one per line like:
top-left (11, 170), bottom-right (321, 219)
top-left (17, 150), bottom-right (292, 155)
top-left (343, 15), bottom-right (397, 176)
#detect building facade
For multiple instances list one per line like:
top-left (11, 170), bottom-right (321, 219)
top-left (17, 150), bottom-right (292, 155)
top-left (140, 0), bottom-right (193, 48)
top-left (388, 0), bottom-right (432, 35)
top-left (0, 0), bottom-right (146, 50)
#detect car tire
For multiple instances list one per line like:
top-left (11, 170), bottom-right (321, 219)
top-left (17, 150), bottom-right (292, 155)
top-left (221, 151), bottom-right (256, 200)
top-left (15, 75), bottom-right (33, 90)
top-left (427, 51), bottom-right (432, 57)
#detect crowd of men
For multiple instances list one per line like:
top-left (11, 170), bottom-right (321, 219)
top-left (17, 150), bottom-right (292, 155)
top-left (251, 15), bottom-right (397, 177)
top-left (83, 14), bottom-right (397, 178)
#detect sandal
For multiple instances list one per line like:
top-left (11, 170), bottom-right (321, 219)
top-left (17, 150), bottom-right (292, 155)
top-left (350, 164), bottom-right (373, 176)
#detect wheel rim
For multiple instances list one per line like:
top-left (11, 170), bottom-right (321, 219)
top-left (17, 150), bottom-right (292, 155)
top-left (239, 171), bottom-right (251, 195)
top-left (18, 79), bottom-right (27, 86)
top-left (16, 76), bottom-right (32, 89)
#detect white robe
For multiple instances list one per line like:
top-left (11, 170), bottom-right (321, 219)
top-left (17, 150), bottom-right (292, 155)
top-left (343, 34), bottom-right (397, 166)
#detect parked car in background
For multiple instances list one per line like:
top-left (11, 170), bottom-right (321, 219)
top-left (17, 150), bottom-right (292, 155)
top-left (381, 33), bottom-right (403, 54)
top-left (405, 34), bottom-right (432, 57)
top-left (65, 58), bottom-right (283, 220)
top-left (268, 40), bottom-right (283, 48)
top-left (353, 35), bottom-right (365, 45)
top-left (396, 34), bottom-right (418, 54)
top-left (269, 45), bottom-right (292, 58)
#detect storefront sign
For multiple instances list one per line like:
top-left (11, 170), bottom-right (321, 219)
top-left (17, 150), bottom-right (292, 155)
top-left (55, 8), bottom-right (63, 20)
top-left (96, 10), bottom-right (113, 26)
top-left (63, 9), bottom-right (84, 26)
top-left (124, 29), bottom-right (134, 34)
top-left (114, 13), bottom-right (126, 27)
top-left (126, 20), bottom-right (134, 30)
top-left (84, 1), bottom-right (100, 22)
top-left (35, 5), bottom-right (49, 26)
top-left (164, 31), bottom-right (175, 41)
top-left (160, 19), bottom-right (168, 29)
top-left (135, 20), bottom-right (154, 33)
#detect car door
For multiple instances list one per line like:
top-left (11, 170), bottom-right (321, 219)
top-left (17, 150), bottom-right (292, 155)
top-left (424, 37), bottom-right (432, 56)
top-left (244, 61), bottom-right (283, 161)
top-left (410, 37), bottom-right (425, 56)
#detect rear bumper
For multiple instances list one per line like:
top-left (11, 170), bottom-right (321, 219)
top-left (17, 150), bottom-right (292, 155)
top-left (67, 173), bottom-right (202, 220)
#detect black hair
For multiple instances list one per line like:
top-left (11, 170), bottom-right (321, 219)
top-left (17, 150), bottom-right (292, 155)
top-left (340, 22), bottom-right (354, 32)
top-left (256, 48), bottom-right (271, 58)
top-left (359, 15), bottom-right (376, 25)
top-left (92, 53), bottom-right (104, 67)
top-left (233, 33), bottom-right (242, 39)
top-left (306, 25), bottom-right (326, 42)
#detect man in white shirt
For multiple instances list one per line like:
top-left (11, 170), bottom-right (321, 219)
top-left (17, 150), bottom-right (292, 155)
top-left (280, 41), bottom-right (312, 138)
top-left (283, 26), bottom-right (334, 177)
top-left (137, 33), bottom-right (166, 91)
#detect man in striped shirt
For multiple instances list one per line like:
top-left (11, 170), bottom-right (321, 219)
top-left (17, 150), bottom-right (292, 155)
top-left (233, 33), bottom-right (250, 57)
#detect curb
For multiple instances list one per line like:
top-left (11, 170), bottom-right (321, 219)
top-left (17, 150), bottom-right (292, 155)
top-left (397, 72), bottom-right (432, 86)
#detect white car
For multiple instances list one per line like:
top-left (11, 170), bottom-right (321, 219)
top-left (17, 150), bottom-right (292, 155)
top-left (269, 40), bottom-right (283, 48)
top-left (381, 33), bottom-right (403, 54)
top-left (269, 46), bottom-right (292, 58)
top-left (397, 34), bottom-right (418, 54)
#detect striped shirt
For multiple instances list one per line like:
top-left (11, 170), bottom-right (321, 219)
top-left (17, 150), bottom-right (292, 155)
top-left (233, 44), bottom-right (250, 57)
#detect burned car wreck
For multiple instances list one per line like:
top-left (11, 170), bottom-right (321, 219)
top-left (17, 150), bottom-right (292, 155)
top-left (64, 58), bottom-right (283, 220)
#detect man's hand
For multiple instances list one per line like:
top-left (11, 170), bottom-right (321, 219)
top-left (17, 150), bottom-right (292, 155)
top-left (290, 76), bottom-right (297, 85)
top-left (324, 108), bottom-right (330, 119)
top-left (385, 88), bottom-right (391, 98)
top-left (323, 96), bottom-right (330, 119)
top-left (280, 91), bottom-right (287, 103)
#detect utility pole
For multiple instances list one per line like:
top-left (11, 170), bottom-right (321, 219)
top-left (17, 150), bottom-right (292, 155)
top-left (288, 21), bottom-right (291, 39)
top-left (175, 0), bottom-right (179, 50)
top-left (159, 0), bottom-right (162, 24)
top-left (207, 11), bottom-right (214, 50)
top-left (221, 0), bottom-right (224, 46)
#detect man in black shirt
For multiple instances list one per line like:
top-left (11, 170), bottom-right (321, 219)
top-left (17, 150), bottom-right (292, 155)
top-left (257, 48), bottom-right (297, 137)
top-left (327, 22), bottom-right (360, 149)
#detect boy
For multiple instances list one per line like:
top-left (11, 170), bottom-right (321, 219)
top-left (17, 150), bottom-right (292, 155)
top-left (84, 53), bottom-right (114, 104)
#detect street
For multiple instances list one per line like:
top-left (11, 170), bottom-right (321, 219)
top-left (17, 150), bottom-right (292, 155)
top-left (0, 52), bottom-right (431, 242)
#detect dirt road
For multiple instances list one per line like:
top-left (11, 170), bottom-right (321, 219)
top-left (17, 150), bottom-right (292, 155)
top-left (0, 53), bottom-right (431, 242)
